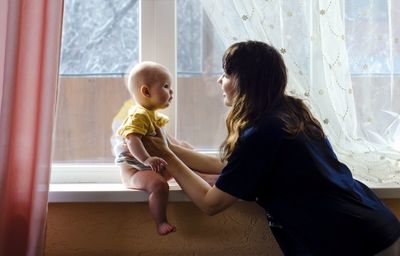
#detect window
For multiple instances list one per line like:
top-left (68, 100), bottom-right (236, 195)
top-left (52, 0), bottom-right (399, 183)
top-left (344, 1), bottom-right (400, 147)
top-left (51, 0), bottom-right (226, 183)
top-left (176, 0), bottom-right (227, 150)
top-left (345, 1), bottom-right (399, 74)
top-left (53, 0), bottom-right (139, 167)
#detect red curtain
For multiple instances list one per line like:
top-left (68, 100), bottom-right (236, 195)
top-left (0, 1), bottom-right (64, 255)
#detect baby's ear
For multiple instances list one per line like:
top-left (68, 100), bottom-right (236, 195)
top-left (140, 85), bottom-right (151, 97)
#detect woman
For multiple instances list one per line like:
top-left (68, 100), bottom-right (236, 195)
top-left (144, 41), bottom-right (400, 255)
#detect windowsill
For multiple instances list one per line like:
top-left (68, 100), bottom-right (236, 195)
top-left (49, 163), bottom-right (400, 202)
top-left (48, 180), bottom-right (190, 203)
top-left (48, 181), bottom-right (400, 203)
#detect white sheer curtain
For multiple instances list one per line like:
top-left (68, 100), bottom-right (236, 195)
top-left (201, 0), bottom-right (400, 184)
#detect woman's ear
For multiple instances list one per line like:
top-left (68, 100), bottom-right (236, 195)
top-left (140, 85), bottom-right (151, 98)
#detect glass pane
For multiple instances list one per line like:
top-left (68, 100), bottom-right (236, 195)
top-left (344, 1), bottom-right (400, 149)
top-left (60, 0), bottom-right (139, 75)
top-left (345, 1), bottom-right (394, 74)
top-left (53, 0), bottom-right (138, 163)
top-left (176, 0), bottom-right (228, 151)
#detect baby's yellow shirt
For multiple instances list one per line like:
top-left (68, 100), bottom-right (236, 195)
top-left (116, 104), bottom-right (169, 138)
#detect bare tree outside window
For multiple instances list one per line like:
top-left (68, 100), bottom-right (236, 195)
top-left (59, 0), bottom-right (139, 75)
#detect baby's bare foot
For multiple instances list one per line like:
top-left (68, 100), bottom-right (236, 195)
top-left (157, 222), bottom-right (176, 236)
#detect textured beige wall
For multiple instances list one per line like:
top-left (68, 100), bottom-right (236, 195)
top-left (45, 202), bottom-right (282, 256)
top-left (45, 199), bottom-right (400, 255)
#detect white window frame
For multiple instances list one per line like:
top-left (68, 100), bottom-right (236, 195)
top-left (51, 0), bottom-right (177, 184)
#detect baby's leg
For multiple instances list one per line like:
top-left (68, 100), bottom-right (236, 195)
top-left (120, 164), bottom-right (176, 235)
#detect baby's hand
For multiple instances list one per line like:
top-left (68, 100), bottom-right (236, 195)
top-left (144, 156), bottom-right (167, 173)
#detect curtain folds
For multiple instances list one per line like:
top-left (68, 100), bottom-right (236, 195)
top-left (0, 1), bottom-right (64, 255)
top-left (201, 0), bottom-right (400, 185)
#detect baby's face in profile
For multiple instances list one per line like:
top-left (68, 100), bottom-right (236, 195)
top-left (147, 68), bottom-right (173, 109)
top-left (129, 61), bottom-right (174, 110)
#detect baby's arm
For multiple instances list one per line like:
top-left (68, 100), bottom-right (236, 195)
top-left (126, 133), bottom-right (167, 173)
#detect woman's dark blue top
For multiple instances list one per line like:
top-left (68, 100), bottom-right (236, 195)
top-left (215, 114), bottom-right (400, 255)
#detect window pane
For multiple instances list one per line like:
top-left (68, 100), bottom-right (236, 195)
top-left (60, 0), bottom-right (139, 75)
top-left (53, 0), bottom-right (138, 163)
top-left (176, 0), bottom-right (228, 151)
top-left (344, 1), bottom-right (400, 149)
top-left (345, 1), bottom-right (398, 74)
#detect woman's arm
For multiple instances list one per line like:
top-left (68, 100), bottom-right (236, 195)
top-left (143, 129), bottom-right (238, 215)
top-left (169, 143), bottom-right (224, 174)
top-left (164, 151), bottom-right (238, 215)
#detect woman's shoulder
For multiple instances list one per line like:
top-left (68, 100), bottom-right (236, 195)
top-left (257, 113), bottom-right (285, 132)
top-left (259, 113), bottom-right (284, 126)
top-left (241, 115), bottom-right (285, 141)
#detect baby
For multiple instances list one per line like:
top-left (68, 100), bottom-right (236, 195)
top-left (114, 61), bottom-right (177, 235)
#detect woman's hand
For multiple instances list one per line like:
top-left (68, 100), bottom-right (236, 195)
top-left (142, 126), bottom-right (174, 158)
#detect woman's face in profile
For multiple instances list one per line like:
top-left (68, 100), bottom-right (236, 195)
top-left (217, 73), bottom-right (236, 107)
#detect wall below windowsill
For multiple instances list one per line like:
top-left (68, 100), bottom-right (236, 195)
top-left (45, 201), bottom-right (283, 256)
top-left (48, 180), bottom-right (400, 203)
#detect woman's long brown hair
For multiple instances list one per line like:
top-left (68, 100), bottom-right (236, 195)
top-left (220, 41), bottom-right (324, 161)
